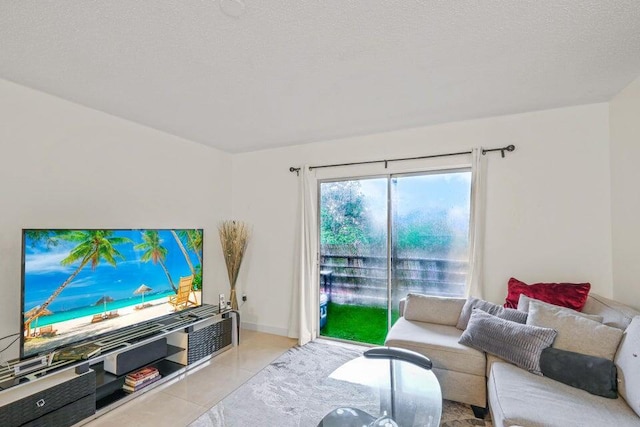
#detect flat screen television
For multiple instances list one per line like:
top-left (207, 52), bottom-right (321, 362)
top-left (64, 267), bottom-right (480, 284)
top-left (20, 228), bottom-right (203, 359)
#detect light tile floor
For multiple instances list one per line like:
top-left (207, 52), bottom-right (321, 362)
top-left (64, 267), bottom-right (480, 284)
top-left (84, 330), bottom-right (297, 427)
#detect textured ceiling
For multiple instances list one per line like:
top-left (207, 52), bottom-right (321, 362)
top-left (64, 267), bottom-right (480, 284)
top-left (1, 1), bottom-right (640, 153)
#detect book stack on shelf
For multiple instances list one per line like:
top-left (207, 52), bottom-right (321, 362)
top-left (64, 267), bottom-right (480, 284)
top-left (122, 367), bottom-right (161, 393)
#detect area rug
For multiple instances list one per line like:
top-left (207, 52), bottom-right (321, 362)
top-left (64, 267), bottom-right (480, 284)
top-left (189, 340), bottom-right (491, 426)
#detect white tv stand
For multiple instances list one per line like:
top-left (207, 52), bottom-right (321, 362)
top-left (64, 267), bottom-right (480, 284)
top-left (0, 304), bottom-right (238, 427)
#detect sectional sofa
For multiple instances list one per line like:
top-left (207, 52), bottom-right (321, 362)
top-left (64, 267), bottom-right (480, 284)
top-left (384, 292), bottom-right (640, 426)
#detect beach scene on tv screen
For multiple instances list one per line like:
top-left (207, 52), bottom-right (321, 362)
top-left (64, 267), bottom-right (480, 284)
top-left (22, 229), bottom-right (203, 358)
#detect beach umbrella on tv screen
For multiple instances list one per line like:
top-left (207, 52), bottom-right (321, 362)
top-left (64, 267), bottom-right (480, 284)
top-left (24, 306), bottom-right (53, 319)
top-left (23, 306), bottom-right (53, 336)
top-left (95, 295), bottom-right (114, 313)
top-left (134, 284), bottom-right (153, 305)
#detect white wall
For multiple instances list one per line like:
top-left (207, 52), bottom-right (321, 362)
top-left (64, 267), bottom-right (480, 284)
top-left (232, 103), bottom-right (613, 335)
top-left (0, 77), bottom-right (622, 346)
top-left (610, 75), bottom-right (640, 310)
top-left (0, 79), bottom-right (232, 360)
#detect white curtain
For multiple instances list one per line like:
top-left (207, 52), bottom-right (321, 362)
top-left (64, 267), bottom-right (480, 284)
top-left (288, 166), bottom-right (319, 345)
top-left (466, 148), bottom-right (487, 298)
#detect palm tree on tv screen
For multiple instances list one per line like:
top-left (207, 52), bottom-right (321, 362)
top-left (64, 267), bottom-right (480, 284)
top-left (188, 229), bottom-right (204, 290)
top-left (134, 230), bottom-right (177, 293)
top-left (25, 230), bottom-right (63, 249)
top-left (170, 230), bottom-right (196, 276)
top-left (24, 230), bottom-right (132, 326)
top-left (178, 229), bottom-right (203, 266)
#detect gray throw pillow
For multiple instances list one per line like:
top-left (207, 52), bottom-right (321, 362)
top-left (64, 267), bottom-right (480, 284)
top-left (456, 296), bottom-right (528, 330)
top-left (540, 347), bottom-right (617, 399)
top-left (459, 309), bottom-right (557, 375)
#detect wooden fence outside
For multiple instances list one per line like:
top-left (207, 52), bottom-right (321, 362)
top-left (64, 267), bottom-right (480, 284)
top-left (320, 253), bottom-right (468, 307)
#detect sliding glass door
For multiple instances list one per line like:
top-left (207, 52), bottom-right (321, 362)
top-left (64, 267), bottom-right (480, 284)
top-left (318, 177), bottom-right (388, 344)
top-left (319, 169), bottom-right (471, 344)
top-left (389, 171), bottom-right (472, 326)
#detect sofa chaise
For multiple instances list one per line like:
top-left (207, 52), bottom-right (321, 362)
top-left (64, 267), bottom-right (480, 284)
top-left (385, 292), bottom-right (640, 426)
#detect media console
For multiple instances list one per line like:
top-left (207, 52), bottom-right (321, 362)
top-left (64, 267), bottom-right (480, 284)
top-left (0, 304), bottom-right (237, 427)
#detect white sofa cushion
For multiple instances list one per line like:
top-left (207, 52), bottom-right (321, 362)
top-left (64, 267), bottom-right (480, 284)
top-left (384, 317), bottom-right (485, 376)
top-left (403, 293), bottom-right (465, 326)
top-left (489, 362), bottom-right (640, 427)
top-left (527, 299), bottom-right (623, 360)
top-left (615, 316), bottom-right (640, 417)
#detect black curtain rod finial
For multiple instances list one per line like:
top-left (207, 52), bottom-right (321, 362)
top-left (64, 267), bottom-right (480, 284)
top-left (289, 167), bottom-right (301, 176)
top-left (501, 144), bottom-right (515, 158)
top-left (501, 144), bottom-right (515, 157)
top-left (482, 144), bottom-right (516, 157)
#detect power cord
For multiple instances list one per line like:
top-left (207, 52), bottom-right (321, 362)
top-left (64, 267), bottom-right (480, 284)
top-left (0, 333), bottom-right (20, 369)
top-left (0, 333), bottom-right (20, 352)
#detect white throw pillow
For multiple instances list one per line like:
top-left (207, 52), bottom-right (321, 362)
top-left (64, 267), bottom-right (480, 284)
top-left (518, 294), bottom-right (603, 322)
top-left (527, 299), bottom-right (623, 360)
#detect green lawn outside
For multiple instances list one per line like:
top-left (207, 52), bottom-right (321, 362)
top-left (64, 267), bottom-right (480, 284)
top-left (320, 302), bottom-right (400, 345)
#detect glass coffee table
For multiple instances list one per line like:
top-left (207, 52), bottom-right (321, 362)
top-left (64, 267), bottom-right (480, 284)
top-left (317, 347), bottom-right (442, 427)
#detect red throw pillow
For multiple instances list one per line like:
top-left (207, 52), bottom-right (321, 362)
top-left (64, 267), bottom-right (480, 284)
top-left (504, 277), bottom-right (591, 311)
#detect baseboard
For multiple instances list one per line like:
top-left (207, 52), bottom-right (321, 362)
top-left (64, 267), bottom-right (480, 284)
top-left (240, 322), bottom-right (289, 337)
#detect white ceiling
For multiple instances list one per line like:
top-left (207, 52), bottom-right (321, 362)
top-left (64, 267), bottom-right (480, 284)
top-left (1, 1), bottom-right (639, 153)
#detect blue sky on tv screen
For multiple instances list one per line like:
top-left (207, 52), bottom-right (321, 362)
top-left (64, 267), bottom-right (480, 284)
top-left (23, 229), bottom-right (202, 313)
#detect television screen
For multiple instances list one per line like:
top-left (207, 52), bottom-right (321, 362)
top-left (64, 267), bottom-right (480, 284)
top-left (21, 229), bottom-right (203, 359)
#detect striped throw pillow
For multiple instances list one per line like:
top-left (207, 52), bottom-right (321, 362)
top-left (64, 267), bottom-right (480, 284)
top-left (459, 308), bottom-right (557, 375)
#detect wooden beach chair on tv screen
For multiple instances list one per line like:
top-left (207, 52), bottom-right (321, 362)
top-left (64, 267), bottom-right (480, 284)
top-left (38, 325), bottom-right (57, 337)
top-left (168, 275), bottom-right (198, 311)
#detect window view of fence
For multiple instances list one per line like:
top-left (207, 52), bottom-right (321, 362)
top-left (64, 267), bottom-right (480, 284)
top-left (319, 171), bottom-right (472, 345)
top-left (321, 254), bottom-right (469, 306)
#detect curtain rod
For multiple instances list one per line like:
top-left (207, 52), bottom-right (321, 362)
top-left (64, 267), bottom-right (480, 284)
top-left (289, 144), bottom-right (515, 175)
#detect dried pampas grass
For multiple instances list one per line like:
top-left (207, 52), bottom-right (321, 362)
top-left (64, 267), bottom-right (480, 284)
top-left (218, 220), bottom-right (250, 310)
